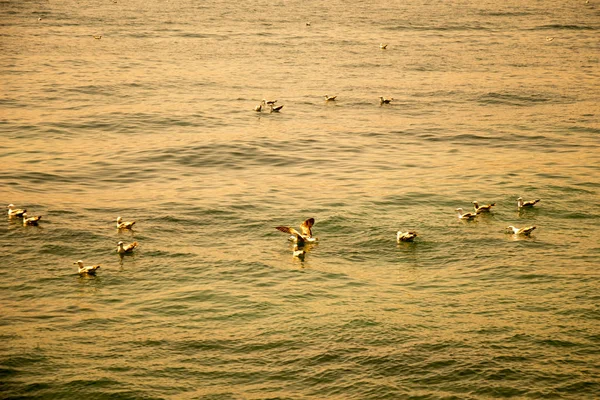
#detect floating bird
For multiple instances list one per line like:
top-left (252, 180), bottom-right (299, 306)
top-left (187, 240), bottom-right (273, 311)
top-left (379, 96), bottom-right (393, 105)
top-left (380, 43), bottom-right (388, 49)
top-left (116, 216), bottom-right (136, 229)
top-left (269, 104), bottom-right (284, 113)
top-left (254, 103), bottom-right (263, 112)
top-left (117, 241), bottom-right (138, 254)
top-left (93, 35), bottom-right (102, 40)
top-left (306, 21), bottom-right (311, 26)
top-left (473, 201), bottom-right (496, 214)
top-left (396, 231), bottom-right (418, 243)
top-left (7, 204), bottom-right (27, 217)
top-left (456, 208), bottom-right (477, 221)
top-left (22, 213), bottom-right (42, 226)
top-left (517, 197), bottom-right (540, 209)
top-left (507, 225), bottom-right (537, 236)
top-left (75, 260), bottom-right (101, 276)
top-left (324, 94), bottom-right (337, 102)
top-left (38, 17), bottom-right (42, 21)
top-left (276, 218), bottom-right (317, 245)
top-left (262, 99), bottom-right (277, 106)
top-left (545, 36), bottom-right (554, 42)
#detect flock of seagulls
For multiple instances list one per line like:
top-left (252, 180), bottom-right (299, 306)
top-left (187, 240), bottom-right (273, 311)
top-left (272, 197), bottom-right (541, 260)
top-left (6, 205), bottom-right (140, 276)
top-left (7, 195), bottom-right (541, 270)
top-left (254, 94), bottom-right (395, 112)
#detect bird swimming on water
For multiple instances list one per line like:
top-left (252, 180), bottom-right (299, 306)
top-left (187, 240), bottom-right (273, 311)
top-left (324, 94), bottom-right (337, 102)
top-left (379, 96), bottom-right (393, 104)
top-left (93, 35), bottom-right (102, 40)
top-left (456, 208), bottom-right (477, 221)
top-left (116, 216), bottom-right (136, 229)
top-left (117, 241), bottom-right (138, 254)
top-left (507, 225), bottom-right (537, 236)
top-left (396, 231), bottom-right (418, 243)
top-left (75, 260), bottom-right (101, 276)
top-left (380, 43), bottom-right (388, 49)
top-left (269, 104), bottom-right (284, 113)
top-left (22, 213), bottom-right (42, 226)
top-left (517, 197), bottom-right (540, 209)
top-left (473, 201), bottom-right (496, 214)
top-left (7, 204), bottom-right (27, 217)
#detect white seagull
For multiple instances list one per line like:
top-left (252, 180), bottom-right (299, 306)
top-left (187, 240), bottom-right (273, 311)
top-left (517, 197), bottom-right (540, 209)
top-left (456, 208), bottom-right (477, 221)
top-left (473, 201), bottom-right (496, 214)
top-left (396, 231), bottom-right (418, 243)
top-left (275, 217), bottom-right (317, 245)
top-left (93, 35), bottom-right (102, 40)
top-left (379, 96), bottom-right (393, 104)
top-left (380, 43), bottom-right (388, 49)
top-left (75, 260), bottom-right (101, 276)
top-left (116, 216), bottom-right (136, 229)
top-left (7, 204), bottom-right (27, 217)
top-left (254, 103), bottom-right (263, 112)
top-left (22, 213), bottom-right (42, 226)
top-left (507, 225), bottom-right (537, 236)
top-left (117, 241), bottom-right (138, 254)
top-left (324, 94), bottom-right (337, 102)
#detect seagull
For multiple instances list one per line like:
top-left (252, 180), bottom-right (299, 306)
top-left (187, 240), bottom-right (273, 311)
top-left (93, 35), bottom-right (102, 40)
top-left (379, 96), bottom-right (393, 105)
top-left (269, 104), bottom-right (284, 113)
top-left (396, 231), bottom-right (417, 243)
top-left (262, 99), bottom-right (277, 106)
top-left (507, 225), bottom-right (537, 236)
top-left (7, 204), bottom-right (27, 217)
top-left (545, 36), bottom-right (554, 42)
top-left (306, 22), bottom-right (311, 26)
top-left (117, 241), bottom-right (138, 254)
top-left (38, 17), bottom-right (42, 21)
top-left (517, 197), bottom-right (540, 209)
top-left (473, 201), bottom-right (496, 214)
top-left (380, 43), bottom-right (388, 49)
top-left (275, 218), bottom-right (317, 245)
top-left (116, 216), bottom-right (136, 229)
top-left (254, 103), bottom-right (263, 112)
top-left (75, 260), bottom-right (101, 276)
top-left (456, 208), bottom-right (477, 221)
top-left (324, 94), bottom-right (337, 102)
top-left (22, 213), bottom-right (42, 226)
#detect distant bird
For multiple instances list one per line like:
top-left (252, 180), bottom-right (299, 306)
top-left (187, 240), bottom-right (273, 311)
top-left (324, 94), bottom-right (337, 102)
top-left (473, 201), bottom-right (496, 214)
top-left (380, 43), bottom-right (388, 49)
top-left (507, 225), bottom-right (537, 236)
top-left (116, 216), bottom-right (136, 229)
top-left (517, 197), bottom-right (541, 209)
top-left (117, 241), bottom-right (138, 254)
top-left (7, 204), bottom-right (27, 217)
top-left (269, 104), bottom-right (284, 113)
top-left (75, 260), bottom-right (101, 276)
top-left (545, 36), bottom-right (554, 42)
top-left (38, 17), bottom-right (42, 21)
top-left (396, 231), bottom-right (418, 243)
top-left (254, 103), bottom-right (263, 112)
top-left (262, 99), bottom-right (277, 106)
top-left (276, 218), bottom-right (317, 245)
top-left (93, 35), bottom-right (102, 40)
top-left (22, 213), bottom-right (42, 226)
top-left (306, 22), bottom-right (311, 26)
top-left (456, 208), bottom-right (477, 221)
top-left (379, 96), bottom-right (393, 105)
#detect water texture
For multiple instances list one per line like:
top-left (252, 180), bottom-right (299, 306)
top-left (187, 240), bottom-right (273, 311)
top-left (1, 0), bottom-right (599, 399)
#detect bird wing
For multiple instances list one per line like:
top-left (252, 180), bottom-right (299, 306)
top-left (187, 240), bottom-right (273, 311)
top-left (300, 218), bottom-right (314, 237)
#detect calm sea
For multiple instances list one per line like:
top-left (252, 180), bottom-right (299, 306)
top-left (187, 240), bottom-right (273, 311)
top-left (1, 0), bottom-right (599, 398)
